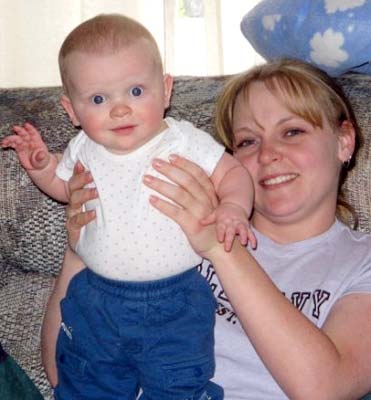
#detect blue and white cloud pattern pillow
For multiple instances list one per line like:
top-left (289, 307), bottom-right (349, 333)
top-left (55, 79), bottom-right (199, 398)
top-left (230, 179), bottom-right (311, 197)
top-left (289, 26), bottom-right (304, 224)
top-left (241, 0), bottom-right (371, 76)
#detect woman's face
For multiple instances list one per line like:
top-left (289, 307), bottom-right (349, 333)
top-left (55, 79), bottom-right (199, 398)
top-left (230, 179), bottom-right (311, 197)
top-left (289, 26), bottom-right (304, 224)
top-left (232, 81), bottom-right (354, 240)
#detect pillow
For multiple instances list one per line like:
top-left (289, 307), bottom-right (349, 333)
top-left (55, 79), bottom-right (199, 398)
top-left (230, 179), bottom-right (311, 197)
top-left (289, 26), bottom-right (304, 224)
top-left (0, 77), bottom-right (231, 276)
top-left (241, 0), bottom-right (371, 77)
top-left (0, 342), bottom-right (43, 399)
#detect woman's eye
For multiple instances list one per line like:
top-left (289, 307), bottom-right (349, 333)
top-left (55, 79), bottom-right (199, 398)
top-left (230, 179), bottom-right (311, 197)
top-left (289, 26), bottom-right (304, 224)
top-left (286, 128), bottom-right (304, 137)
top-left (91, 95), bottom-right (106, 105)
top-left (235, 138), bottom-right (256, 149)
top-left (130, 86), bottom-right (143, 97)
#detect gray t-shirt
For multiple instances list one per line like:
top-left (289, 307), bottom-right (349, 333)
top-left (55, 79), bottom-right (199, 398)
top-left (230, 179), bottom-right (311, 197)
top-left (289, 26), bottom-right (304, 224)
top-left (199, 219), bottom-right (371, 399)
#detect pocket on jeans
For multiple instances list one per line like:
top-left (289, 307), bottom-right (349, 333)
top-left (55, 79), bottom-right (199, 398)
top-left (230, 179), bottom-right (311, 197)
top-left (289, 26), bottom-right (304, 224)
top-left (186, 277), bottom-right (217, 324)
top-left (59, 294), bottom-right (94, 349)
top-left (57, 296), bottom-right (94, 380)
top-left (162, 355), bottom-right (215, 388)
top-left (56, 346), bottom-right (88, 379)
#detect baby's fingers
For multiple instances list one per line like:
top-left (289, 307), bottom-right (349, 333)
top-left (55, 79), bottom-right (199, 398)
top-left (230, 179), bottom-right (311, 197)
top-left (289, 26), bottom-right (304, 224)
top-left (1, 135), bottom-right (23, 149)
top-left (236, 223), bottom-right (249, 246)
top-left (12, 125), bottom-right (31, 139)
top-left (13, 122), bottom-right (38, 137)
top-left (216, 222), bottom-right (226, 244)
top-left (247, 228), bottom-right (257, 249)
top-left (222, 225), bottom-right (237, 252)
top-left (3, 124), bottom-right (33, 149)
top-left (236, 223), bottom-right (257, 249)
top-left (216, 222), bottom-right (235, 252)
top-left (1, 136), bottom-right (13, 148)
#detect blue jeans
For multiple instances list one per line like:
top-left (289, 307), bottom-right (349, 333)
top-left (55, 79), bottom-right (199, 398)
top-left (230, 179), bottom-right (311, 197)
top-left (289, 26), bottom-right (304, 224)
top-left (54, 267), bottom-right (223, 400)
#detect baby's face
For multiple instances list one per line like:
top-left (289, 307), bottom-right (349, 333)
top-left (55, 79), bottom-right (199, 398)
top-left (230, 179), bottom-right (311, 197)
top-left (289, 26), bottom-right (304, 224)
top-left (61, 42), bottom-right (173, 154)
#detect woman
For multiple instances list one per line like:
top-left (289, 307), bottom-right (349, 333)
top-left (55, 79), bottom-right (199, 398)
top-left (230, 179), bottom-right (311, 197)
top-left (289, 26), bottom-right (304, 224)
top-left (43, 59), bottom-right (371, 399)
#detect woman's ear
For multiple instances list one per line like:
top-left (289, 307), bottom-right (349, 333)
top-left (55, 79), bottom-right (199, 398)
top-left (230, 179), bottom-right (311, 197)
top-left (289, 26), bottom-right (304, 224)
top-left (163, 74), bottom-right (174, 109)
top-left (60, 95), bottom-right (80, 127)
top-left (338, 120), bottom-right (356, 162)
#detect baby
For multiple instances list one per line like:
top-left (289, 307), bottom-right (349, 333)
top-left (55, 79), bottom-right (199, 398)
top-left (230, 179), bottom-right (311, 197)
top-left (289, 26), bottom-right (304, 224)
top-left (2, 14), bottom-right (255, 400)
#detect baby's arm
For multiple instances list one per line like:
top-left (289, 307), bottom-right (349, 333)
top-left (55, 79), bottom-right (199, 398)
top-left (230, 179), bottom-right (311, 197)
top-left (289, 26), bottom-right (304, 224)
top-left (208, 152), bottom-right (256, 251)
top-left (1, 122), bottom-right (69, 202)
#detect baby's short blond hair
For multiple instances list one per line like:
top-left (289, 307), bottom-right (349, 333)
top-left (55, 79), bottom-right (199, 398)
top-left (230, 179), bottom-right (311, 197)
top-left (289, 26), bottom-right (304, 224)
top-left (58, 13), bottom-right (162, 91)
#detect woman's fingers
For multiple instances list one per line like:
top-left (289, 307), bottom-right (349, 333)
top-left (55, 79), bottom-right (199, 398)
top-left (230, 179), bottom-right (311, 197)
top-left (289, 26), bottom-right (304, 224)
top-left (144, 156), bottom-right (223, 257)
top-left (68, 161), bottom-right (91, 193)
top-left (67, 209), bottom-right (96, 228)
top-left (143, 174), bottom-right (212, 220)
top-left (67, 161), bottom-right (97, 207)
top-left (69, 186), bottom-right (97, 210)
top-left (148, 195), bottom-right (185, 225)
top-left (149, 194), bottom-right (219, 257)
top-left (66, 209), bottom-right (95, 249)
top-left (143, 174), bottom-right (192, 207)
top-left (150, 156), bottom-right (218, 212)
top-left (168, 154), bottom-right (219, 208)
top-left (66, 162), bottom-right (97, 248)
top-left (144, 155), bottom-right (220, 223)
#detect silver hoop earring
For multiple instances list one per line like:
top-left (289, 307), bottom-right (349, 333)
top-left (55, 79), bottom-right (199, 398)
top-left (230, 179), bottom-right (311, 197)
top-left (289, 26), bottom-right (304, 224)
top-left (343, 155), bottom-right (352, 169)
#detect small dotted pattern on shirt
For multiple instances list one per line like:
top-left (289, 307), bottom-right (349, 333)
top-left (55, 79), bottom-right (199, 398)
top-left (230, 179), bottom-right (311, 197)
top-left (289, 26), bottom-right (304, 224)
top-left (60, 118), bottom-right (225, 281)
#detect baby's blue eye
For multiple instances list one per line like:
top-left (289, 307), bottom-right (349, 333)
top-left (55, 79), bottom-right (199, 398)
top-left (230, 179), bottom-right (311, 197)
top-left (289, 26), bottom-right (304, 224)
top-left (130, 86), bottom-right (143, 97)
top-left (91, 95), bottom-right (106, 105)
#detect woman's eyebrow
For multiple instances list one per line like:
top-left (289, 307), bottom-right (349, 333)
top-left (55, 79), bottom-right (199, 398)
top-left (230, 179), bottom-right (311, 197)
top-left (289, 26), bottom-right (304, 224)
top-left (234, 126), bottom-right (255, 135)
top-left (235, 116), bottom-right (293, 132)
top-left (276, 116), bottom-right (297, 126)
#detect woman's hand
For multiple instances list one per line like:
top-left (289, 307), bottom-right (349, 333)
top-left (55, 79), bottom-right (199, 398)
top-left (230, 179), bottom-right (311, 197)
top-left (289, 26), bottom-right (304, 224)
top-left (143, 154), bottom-right (223, 258)
top-left (66, 161), bottom-right (97, 249)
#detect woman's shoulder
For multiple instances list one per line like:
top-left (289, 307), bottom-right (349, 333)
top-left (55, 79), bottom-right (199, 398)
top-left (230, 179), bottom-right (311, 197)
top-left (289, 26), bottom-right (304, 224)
top-left (336, 220), bottom-right (371, 257)
top-left (251, 220), bottom-right (371, 293)
top-left (253, 220), bottom-right (370, 255)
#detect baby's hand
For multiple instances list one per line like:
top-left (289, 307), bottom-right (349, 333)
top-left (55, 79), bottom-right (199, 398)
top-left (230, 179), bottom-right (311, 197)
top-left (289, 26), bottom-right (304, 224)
top-left (1, 122), bottom-right (50, 171)
top-left (203, 202), bottom-right (256, 252)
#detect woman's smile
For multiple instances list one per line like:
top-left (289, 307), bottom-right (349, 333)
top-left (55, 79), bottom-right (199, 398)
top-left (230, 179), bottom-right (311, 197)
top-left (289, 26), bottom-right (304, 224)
top-left (259, 173), bottom-right (298, 188)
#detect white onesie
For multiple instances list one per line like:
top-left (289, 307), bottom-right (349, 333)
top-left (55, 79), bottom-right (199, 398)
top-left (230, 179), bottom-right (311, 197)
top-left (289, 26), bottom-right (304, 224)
top-left (56, 117), bottom-right (225, 281)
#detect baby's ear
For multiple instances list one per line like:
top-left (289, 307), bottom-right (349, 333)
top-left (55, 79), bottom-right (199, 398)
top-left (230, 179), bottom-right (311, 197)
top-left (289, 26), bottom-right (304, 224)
top-left (163, 74), bottom-right (173, 108)
top-left (60, 95), bottom-right (80, 127)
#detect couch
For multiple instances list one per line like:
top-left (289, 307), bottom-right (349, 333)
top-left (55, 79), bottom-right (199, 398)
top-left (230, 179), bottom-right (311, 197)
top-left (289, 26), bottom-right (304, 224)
top-left (0, 73), bottom-right (370, 399)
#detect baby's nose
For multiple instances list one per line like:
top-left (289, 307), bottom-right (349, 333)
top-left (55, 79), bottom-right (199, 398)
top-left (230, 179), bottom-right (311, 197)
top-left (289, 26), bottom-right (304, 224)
top-left (110, 102), bottom-right (130, 118)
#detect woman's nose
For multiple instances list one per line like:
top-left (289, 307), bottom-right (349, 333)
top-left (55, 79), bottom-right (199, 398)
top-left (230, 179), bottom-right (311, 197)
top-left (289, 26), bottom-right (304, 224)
top-left (257, 141), bottom-right (282, 164)
top-left (110, 102), bottom-right (130, 118)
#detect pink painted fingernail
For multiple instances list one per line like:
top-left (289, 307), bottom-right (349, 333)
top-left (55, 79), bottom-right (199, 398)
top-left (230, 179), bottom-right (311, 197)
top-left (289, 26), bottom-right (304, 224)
top-left (152, 159), bottom-right (164, 168)
top-left (143, 175), bottom-right (153, 183)
top-left (169, 154), bottom-right (178, 162)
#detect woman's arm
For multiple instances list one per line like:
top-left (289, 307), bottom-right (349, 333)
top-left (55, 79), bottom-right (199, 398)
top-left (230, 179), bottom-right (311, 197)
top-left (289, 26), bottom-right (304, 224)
top-left (144, 155), bottom-right (371, 399)
top-left (207, 243), bottom-right (371, 399)
top-left (41, 246), bottom-right (84, 387)
top-left (41, 162), bottom-right (97, 387)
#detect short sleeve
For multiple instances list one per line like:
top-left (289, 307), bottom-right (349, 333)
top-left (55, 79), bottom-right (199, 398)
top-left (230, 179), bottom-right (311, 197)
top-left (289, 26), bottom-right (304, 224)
top-left (56, 131), bottom-right (86, 181)
top-left (344, 257), bottom-right (371, 295)
top-left (176, 120), bottom-right (225, 176)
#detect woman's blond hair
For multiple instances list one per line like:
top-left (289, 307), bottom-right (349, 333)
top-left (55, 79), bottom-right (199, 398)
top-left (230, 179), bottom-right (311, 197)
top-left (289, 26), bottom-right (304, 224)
top-left (215, 58), bottom-right (362, 227)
